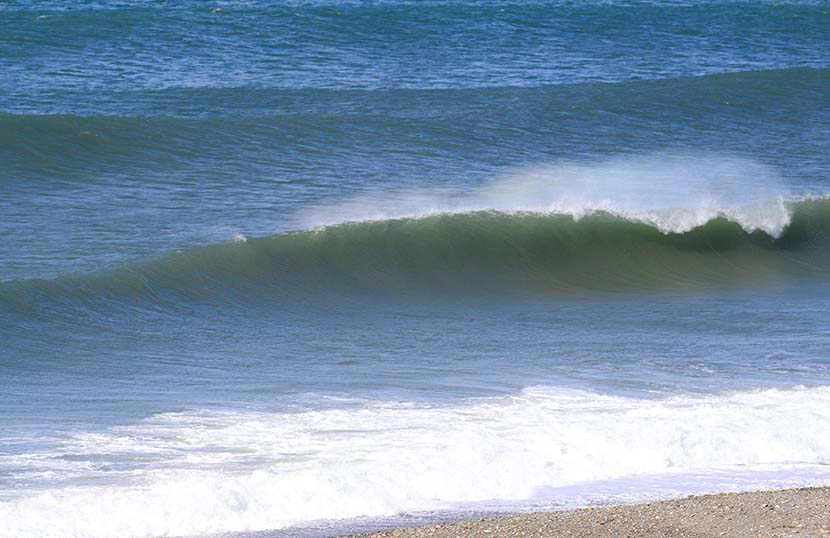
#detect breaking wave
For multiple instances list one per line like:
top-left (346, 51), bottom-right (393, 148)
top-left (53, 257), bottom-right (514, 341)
top-left (2, 196), bottom-right (829, 316)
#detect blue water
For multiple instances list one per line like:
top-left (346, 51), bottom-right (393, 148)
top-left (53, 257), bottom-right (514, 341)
top-left (2, 2), bottom-right (830, 537)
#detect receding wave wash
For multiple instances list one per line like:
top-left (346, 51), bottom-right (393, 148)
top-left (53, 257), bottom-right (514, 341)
top-left (2, 2), bottom-right (830, 538)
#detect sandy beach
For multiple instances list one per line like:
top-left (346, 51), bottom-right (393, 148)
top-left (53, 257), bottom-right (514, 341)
top-left (348, 488), bottom-right (830, 538)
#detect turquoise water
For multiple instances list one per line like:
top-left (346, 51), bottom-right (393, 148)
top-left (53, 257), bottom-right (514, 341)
top-left (2, 2), bottom-right (830, 537)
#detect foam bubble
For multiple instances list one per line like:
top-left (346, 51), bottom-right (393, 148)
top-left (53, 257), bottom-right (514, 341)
top-left (3, 385), bottom-right (830, 538)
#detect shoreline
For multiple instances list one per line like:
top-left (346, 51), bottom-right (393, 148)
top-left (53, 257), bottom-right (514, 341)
top-left (344, 487), bottom-right (830, 538)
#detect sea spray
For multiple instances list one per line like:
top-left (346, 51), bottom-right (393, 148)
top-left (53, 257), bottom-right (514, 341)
top-left (298, 154), bottom-right (795, 236)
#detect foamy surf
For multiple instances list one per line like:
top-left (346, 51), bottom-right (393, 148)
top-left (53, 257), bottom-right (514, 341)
top-left (3, 386), bottom-right (830, 538)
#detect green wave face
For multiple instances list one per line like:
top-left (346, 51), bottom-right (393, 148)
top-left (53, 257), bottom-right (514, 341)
top-left (237, 200), bottom-right (830, 296)
top-left (3, 199), bottom-right (829, 317)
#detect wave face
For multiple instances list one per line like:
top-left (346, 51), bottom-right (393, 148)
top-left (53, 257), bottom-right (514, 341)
top-left (3, 386), bottom-right (830, 538)
top-left (3, 196), bottom-right (829, 318)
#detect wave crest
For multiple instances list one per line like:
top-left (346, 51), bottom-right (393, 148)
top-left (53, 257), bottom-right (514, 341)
top-left (299, 154), bottom-right (797, 236)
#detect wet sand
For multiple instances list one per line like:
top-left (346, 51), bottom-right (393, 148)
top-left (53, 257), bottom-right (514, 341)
top-left (346, 487), bottom-right (830, 538)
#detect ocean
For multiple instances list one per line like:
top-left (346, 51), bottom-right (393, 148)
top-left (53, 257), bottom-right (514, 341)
top-left (1, 1), bottom-right (830, 537)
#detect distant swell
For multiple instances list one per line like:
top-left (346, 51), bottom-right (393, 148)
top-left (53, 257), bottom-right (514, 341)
top-left (2, 67), bottom-right (827, 172)
top-left (2, 198), bottom-right (829, 318)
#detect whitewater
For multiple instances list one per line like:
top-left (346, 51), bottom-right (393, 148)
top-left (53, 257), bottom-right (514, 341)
top-left (4, 386), bottom-right (830, 538)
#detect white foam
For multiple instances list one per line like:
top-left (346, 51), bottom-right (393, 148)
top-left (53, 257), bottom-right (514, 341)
top-left (3, 385), bottom-right (830, 538)
top-left (297, 153), bottom-right (795, 236)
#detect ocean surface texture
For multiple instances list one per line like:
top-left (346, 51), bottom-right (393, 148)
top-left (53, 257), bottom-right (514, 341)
top-left (2, 1), bottom-right (830, 537)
